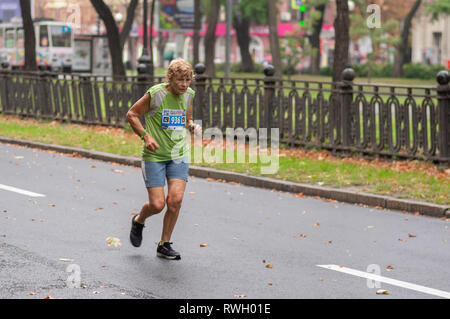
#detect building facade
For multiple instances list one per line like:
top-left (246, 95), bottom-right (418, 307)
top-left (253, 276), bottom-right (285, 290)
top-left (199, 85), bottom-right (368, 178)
top-left (411, 2), bottom-right (450, 68)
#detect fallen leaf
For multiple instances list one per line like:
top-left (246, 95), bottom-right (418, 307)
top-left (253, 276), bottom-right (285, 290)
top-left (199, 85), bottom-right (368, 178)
top-left (43, 296), bottom-right (54, 299)
top-left (111, 169), bottom-right (125, 174)
top-left (29, 292), bottom-right (37, 296)
top-left (200, 243), bottom-right (208, 247)
top-left (408, 233), bottom-right (417, 238)
top-left (106, 237), bottom-right (122, 247)
top-left (59, 258), bottom-right (74, 262)
top-left (48, 204), bottom-right (56, 207)
top-left (267, 283), bottom-right (273, 286)
top-left (318, 277), bottom-right (323, 281)
top-left (398, 238), bottom-right (407, 242)
top-left (265, 264), bottom-right (273, 269)
top-left (206, 178), bottom-right (216, 182)
top-left (376, 289), bottom-right (390, 295)
top-left (299, 233), bottom-right (307, 238)
top-left (313, 222), bottom-right (320, 227)
top-left (294, 192), bottom-right (304, 198)
top-left (386, 265), bottom-right (394, 271)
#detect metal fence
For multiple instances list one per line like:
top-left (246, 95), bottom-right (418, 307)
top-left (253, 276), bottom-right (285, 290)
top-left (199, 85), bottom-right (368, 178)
top-left (0, 65), bottom-right (449, 165)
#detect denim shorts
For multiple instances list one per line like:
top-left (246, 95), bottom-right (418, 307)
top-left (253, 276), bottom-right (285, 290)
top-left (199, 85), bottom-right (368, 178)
top-left (141, 157), bottom-right (189, 188)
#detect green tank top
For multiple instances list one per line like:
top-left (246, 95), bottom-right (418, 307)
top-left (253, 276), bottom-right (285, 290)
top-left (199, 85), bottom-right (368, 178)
top-left (142, 83), bottom-right (195, 162)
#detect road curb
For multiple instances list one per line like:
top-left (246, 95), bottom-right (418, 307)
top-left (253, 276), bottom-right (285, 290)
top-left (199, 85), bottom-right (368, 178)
top-left (1, 136), bottom-right (449, 218)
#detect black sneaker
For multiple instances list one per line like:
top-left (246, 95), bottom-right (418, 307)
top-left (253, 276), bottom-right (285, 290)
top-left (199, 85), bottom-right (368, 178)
top-left (157, 242), bottom-right (181, 260)
top-left (130, 215), bottom-right (144, 247)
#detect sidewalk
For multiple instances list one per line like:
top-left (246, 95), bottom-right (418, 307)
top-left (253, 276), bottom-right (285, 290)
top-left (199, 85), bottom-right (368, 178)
top-left (1, 136), bottom-right (448, 218)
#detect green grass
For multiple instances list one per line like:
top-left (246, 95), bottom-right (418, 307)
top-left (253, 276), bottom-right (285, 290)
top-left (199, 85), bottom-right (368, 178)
top-left (1, 114), bottom-right (447, 206)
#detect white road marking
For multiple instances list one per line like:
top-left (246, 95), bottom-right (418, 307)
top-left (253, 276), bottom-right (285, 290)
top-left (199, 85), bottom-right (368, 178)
top-left (317, 264), bottom-right (450, 299)
top-left (0, 183), bottom-right (46, 197)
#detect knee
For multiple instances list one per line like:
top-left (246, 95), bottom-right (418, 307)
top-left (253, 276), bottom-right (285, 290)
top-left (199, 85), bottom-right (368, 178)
top-left (166, 194), bottom-right (183, 210)
top-left (149, 199), bottom-right (165, 213)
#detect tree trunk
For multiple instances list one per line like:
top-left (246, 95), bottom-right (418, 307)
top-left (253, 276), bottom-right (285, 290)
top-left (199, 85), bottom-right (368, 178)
top-left (90, 0), bottom-right (125, 78)
top-left (119, 0), bottom-right (139, 48)
top-left (267, 0), bottom-right (282, 77)
top-left (193, 0), bottom-right (201, 66)
top-left (332, 0), bottom-right (350, 82)
top-left (310, 4), bottom-right (326, 75)
top-left (149, 0), bottom-right (155, 76)
top-left (233, 14), bottom-right (254, 72)
top-left (19, 0), bottom-right (36, 71)
top-left (157, 31), bottom-right (169, 68)
top-left (204, 0), bottom-right (220, 77)
top-left (392, 0), bottom-right (422, 77)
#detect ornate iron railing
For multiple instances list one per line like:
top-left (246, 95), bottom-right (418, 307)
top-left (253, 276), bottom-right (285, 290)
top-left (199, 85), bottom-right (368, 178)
top-left (0, 65), bottom-right (449, 165)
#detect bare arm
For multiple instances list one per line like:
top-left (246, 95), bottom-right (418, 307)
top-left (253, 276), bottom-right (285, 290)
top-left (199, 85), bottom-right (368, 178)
top-left (126, 93), bottom-right (159, 151)
top-left (185, 102), bottom-right (201, 135)
top-left (186, 102), bottom-right (193, 128)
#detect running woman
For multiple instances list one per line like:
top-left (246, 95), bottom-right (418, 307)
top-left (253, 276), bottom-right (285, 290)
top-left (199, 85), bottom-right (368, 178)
top-left (126, 58), bottom-right (201, 260)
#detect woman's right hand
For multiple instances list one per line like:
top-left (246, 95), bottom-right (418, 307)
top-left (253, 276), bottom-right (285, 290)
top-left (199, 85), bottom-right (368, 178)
top-left (144, 134), bottom-right (159, 152)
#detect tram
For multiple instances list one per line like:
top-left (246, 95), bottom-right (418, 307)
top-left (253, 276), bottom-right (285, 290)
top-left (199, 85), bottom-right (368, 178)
top-left (0, 18), bottom-right (74, 72)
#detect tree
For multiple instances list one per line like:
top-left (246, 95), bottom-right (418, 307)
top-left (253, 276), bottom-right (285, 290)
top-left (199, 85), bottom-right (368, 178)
top-left (90, 0), bottom-right (138, 77)
top-left (298, 0), bottom-right (329, 75)
top-left (204, 0), bottom-right (221, 77)
top-left (425, 0), bottom-right (450, 21)
top-left (120, 0), bottom-right (139, 48)
top-left (232, 0), bottom-right (267, 73)
top-left (309, 1), bottom-right (327, 75)
top-left (266, 0), bottom-right (282, 77)
top-left (392, 0), bottom-right (421, 77)
top-left (19, 0), bottom-right (36, 71)
top-left (332, 0), bottom-right (350, 82)
top-left (350, 0), bottom-right (399, 82)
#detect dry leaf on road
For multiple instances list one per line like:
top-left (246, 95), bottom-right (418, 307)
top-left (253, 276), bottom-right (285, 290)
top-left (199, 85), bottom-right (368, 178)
top-left (59, 258), bottom-right (73, 262)
top-left (106, 237), bottom-right (122, 247)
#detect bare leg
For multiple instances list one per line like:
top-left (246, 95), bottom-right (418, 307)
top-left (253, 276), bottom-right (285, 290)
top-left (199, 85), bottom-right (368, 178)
top-left (161, 178), bottom-right (186, 242)
top-left (135, 186), bottom-right (165, 224)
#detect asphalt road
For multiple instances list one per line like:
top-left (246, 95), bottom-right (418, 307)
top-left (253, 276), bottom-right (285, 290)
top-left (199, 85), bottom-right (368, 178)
top-left (0, 142), bottom-right (449, 299)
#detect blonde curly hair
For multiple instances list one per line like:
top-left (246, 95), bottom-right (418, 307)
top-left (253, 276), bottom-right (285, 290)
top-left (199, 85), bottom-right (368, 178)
top-left (166, 58), bottom-right (194, 83)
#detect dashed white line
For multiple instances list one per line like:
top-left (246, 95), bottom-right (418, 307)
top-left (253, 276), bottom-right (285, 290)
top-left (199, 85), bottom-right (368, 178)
top-left (317, 264), bottom-right (450, 299)
top-left (0, 183), bottom-right (46, 197)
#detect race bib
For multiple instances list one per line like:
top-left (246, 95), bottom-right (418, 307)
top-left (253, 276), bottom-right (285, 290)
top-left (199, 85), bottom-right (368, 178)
top-left (161, 109), bottom-right (186, 131)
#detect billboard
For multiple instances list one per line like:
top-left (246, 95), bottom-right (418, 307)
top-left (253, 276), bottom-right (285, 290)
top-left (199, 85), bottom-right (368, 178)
top-left (0, 0), bottom-right (21, 22)
top-left (157, 0), bottom-right (194, 32)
